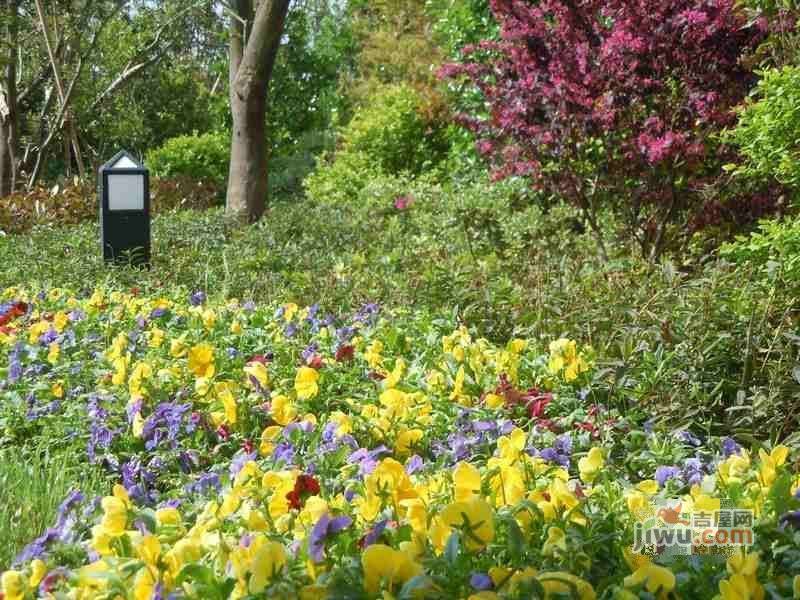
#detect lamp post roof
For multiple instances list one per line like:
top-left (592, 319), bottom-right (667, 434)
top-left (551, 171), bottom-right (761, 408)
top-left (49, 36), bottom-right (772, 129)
top-left (100, 150), bottom-right (144, 172)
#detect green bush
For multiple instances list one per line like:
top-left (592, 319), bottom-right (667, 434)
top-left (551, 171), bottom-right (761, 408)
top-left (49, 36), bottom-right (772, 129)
top-left (720, 216), bottom-right (800, 285)
top-left (345, 84), bottom-right (449, 174)
top-left (146, 131), bottom-right (230, 185)
top-left (304, 84), bottom-right (449, 203)
top-left (725, 66), bottom-right (800, 192)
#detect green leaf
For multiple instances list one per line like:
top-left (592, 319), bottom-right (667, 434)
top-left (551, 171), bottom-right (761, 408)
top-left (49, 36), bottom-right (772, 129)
top-left (444, 530), bottom-right (460, 565)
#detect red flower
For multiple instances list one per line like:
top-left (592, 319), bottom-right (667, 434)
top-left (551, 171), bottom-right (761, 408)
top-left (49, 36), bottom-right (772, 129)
top-left (535, 418), bottom-right (561, 433)
top-left (243, 439), bottom-right (255, 454)
top-left (307, 354), bottom-right (323, 369)
top-left (525, 392), bottom-right (553, 419)
top-left (287, 474), bottom-right (321, 510)
top-left (575, 421), bottom-right (600, 438)
top-left (495, 373), bottom-right (524, 405)
top-left (286, 489), bottom-right (302, 510)
top-left (216, 424), bottom-right (230, 440)
top-left (394, 194), bottom-right (414, 210)
top-left (335, 345), bottom-right (354, 362)
top-left (248, 354), bottom-right (271, 365)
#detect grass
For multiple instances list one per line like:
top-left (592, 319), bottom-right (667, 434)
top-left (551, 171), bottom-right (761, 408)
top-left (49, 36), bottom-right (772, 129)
top-left (0, 445), bottom-right (107, 570)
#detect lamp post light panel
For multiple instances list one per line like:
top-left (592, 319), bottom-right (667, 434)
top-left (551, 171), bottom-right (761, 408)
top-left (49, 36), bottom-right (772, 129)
top-left (99, 150), bottom-right (150, 266)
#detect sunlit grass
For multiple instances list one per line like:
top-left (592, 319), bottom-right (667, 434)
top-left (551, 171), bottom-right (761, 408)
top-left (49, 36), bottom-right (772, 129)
top-left (0, 446), bottom-right (106, 570)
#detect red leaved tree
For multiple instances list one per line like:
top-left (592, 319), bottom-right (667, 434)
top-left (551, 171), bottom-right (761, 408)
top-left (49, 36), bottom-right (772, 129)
top-left (441, 0), bottom-right (769, 260)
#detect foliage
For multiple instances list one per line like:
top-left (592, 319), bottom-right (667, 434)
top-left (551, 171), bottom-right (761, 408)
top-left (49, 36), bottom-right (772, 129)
top-left (305, 84), bottom-right (450, 203)
top-left (0, 177), bottom-right (220, 235)
top-left (3, 182), bottom-right (799, 443)
top-left (346, 0), bottom-right (443, 104)
top-left (721, 215), bottom-right (800, 284)
top-left (427, 0), bottom-right (498, 60)
top-left (146, 132), bottom-right (230, 186)
top-left (266, 4), bottom-right (357, 158)
top-left (1, 285), bottom-right (799, 596)
top-left (724, 66), bottom-right (800, 193)
top-left (441, 0), bottom-right (772, 260)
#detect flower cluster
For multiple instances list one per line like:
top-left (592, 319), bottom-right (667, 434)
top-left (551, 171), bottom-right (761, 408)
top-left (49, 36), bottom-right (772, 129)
top-left (1, 286), bottom-right (800, 599)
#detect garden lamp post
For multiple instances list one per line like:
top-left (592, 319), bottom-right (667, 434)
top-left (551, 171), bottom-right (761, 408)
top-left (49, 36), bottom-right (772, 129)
top-left (99, 150), bottom-right (150, 267)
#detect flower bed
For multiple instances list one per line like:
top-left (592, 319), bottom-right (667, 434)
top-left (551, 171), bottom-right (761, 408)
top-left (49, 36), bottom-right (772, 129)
top-left (0, 287), bottom-right (798, 599)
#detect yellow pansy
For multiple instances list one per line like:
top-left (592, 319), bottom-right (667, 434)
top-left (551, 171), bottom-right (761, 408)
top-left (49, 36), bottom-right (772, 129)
top-left (295, 367), bottom-right (320, 399)
top-left (384, 358), bottom-right (406, 389)
top-left (51, 381), bottom-right (64, 399)
top-left (364, 340), bottom-right (384, 368)
top-left (99, 487), bottom-right (130, 536)
top-left (217, 384), bottom-right (237, 424)
top-left (439, 497), bottom-right (495, 551)
top-left (170, 336), bottom-right (188, 358)
top-left (542, 526), bottom-right (567, 557)
top-left (244, 361), bottom-right (270, 389)
top-left (133, 566), bottom-right (156, 600)
top-left (758, 445), bottom-right (789, 487)
top-left (361, 544), bottom-right (422, 594)
top-left (578, 447), bottom-right (604, 484)
top-left (201, 308), bottom-right (217, 330)
top-left (231, 536), bottom-right (287, 594)
top-left (111, 354), bottom-right (130, 386)
top-left (271, 394), bottom-right (298, 426)
top-left (453, 461), bottom-right (482, 501)
top-left (396, 428), bottom-right (423, 456)
top-left (1, 570), bottom-right (24, 600)
top-left (624, 563), bottom-right (675, 597)
top-left (47, 342), bottom-right (60, 364)
top-left (260, 425), bottom-right (282, 456)
top-left (283, 303), bottom-right (299, 322)
top-left (156, 507), bottom-right (182, 527)
top-left (449, 365), bottom-right (469, 405)
top-left (484, 393), bottom-right (504, 409)
top-left (52, 311), bottom-right (69, 332)
top-left (148, 327), bottom-right (164, 348)
top-left (187, 343), bottom-right (215, 378)
top-left (29, 560), bottom-right (47, 588)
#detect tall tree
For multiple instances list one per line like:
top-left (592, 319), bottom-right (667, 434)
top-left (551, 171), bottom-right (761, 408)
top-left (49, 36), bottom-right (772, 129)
top-left (226, 0), bottom-right (291, 222)
top-left (0, 0), bottom-right (19, 196)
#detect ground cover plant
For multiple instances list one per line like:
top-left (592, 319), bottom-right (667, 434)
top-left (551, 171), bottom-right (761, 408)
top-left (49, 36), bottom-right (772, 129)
top-left (1, 285), bottom-right (800, 599)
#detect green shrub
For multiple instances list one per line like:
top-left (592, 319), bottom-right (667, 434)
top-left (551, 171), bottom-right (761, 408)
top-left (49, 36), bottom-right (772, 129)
top-left (720, 216), bottom-right (800, 285)
top-left (146, 131), bottom-right (231, 185)
top-left (725, 66), bottom-right (800, 193)
top-left (345, 84), bottom-right (449, 174)
top-left (304, 84), bottom-right (449, 203)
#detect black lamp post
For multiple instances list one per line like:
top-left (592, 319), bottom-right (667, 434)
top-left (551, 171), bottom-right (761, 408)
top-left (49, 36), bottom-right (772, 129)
top-left (99, 150), bottom-right (150, 267)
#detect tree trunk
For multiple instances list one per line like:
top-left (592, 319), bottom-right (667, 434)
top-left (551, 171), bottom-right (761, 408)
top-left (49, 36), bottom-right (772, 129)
top-left (226, 0), bottom-right (290, 222)
top-left (0, 0), bottom-right (19, 197)
top-left (228, 88), bottom-right (268, 221)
